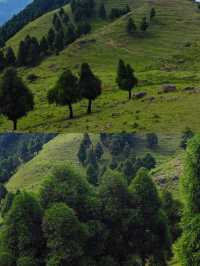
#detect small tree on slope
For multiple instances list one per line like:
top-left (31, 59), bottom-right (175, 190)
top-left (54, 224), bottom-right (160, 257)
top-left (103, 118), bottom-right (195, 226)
top-left (79, 63), bottom-right (102, 114)
top-left (116, 59), bottom-right (138, 100)
top-left (0, 68), bottom-right (34, 130)
top-left (48, 69), bottom-right (80, 119)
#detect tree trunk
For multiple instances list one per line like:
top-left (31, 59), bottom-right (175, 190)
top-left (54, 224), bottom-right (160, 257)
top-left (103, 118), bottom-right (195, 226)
top-left (68, 103), bottom-right (73, 119)
top-left (87, 99), bottom-right (92, 114)
top-left (129, 90), bottom-right (132, 100)
top-left (13, 120), bottom-right (17, 131)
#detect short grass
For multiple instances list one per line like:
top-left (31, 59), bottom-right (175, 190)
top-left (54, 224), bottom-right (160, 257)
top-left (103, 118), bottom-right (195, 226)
top-left (1, 0), bottom-right (200, 134)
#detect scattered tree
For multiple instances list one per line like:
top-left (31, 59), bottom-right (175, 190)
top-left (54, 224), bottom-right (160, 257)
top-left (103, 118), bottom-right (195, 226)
top-left (116, 59), bottom-right (138, 100)
top-left (0, 68), bottom-right (34, 130)
top-left (79, 63), bottom-right (102, 114)
top-left (48, 69), bottom-right (80, 119)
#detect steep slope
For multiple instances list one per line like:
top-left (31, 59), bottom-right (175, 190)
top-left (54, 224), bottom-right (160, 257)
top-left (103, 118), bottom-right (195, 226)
top-left (6, 133), bottom-right (182, 193)
top-left (1, 0), bottom-right (200, 133)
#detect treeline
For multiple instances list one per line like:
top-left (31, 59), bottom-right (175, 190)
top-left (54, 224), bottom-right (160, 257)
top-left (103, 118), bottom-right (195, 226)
top-left (0, 59), bottom-right (137, 130)
top-left (0, 0), bottom-right (70, 47)
top-left (78, 133), bottom-right (157, 186)
top-left (0, 160), bottom-right (181, 265)
top-left (0, 133), bottom-right (55, 187)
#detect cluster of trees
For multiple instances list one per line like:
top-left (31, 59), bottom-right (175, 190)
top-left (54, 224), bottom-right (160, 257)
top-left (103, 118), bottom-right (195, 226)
top-left (0, 133), bottom-right (55, 186)
top-left (77, 133), bottom-right (157, 186)
top-left (0, 58), bottom-right (138, 128)
top-left (126, 8), bottom-right (156, 36)
top-left (109, 6), bottom-right (131, 20)
top-left (71, 0), bottom-right (95, 21)
top-left (180, 127), bottom-right (194, 149)
top-left (0, 0), bottom-right (70, 47)
top-left (0, 162), bottom-right (180, 266)
top-left (48, 63), bottom-right (101, 118)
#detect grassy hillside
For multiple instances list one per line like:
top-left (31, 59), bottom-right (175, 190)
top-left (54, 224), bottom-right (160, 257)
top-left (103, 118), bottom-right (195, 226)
top-left (6, 133), bottom-right (183, 192)
top-left (1, 0), bottom-right (200, 133)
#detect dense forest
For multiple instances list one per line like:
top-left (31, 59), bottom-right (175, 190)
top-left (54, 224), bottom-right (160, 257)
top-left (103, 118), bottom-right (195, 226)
top-left (0, 133), bottom-right (183, 266)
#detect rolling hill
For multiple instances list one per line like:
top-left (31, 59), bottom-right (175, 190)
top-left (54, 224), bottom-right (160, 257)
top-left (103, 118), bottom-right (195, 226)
top-left (6, 132), bottom-right (183, 193)
top-left (0, 0), bottom-right (200, 133)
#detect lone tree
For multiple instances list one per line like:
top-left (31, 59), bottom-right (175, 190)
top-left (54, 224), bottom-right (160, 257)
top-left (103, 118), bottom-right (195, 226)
top-left (5, 47), bottom-right (16, 66)
top-left (127, 18), bottom-right (137, 35)
top-left (79, 63), bottom-right (102, 114)
top-left (116, 59), bottom-right (138, 100)
top-left (99, 3), bottom-right (107, 19)
top-left (150, 8), bottom-right (156, 21)
top-left (0, 68), bottom-right (34, 130)
top-left (140, 17), bottom-right (149, 32)
top-left (48, 69), bottom-right (80, 119)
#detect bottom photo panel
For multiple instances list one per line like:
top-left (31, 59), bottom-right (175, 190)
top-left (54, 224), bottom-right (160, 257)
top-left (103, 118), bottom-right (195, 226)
top-left (0, 131), bottom-right (198, 266)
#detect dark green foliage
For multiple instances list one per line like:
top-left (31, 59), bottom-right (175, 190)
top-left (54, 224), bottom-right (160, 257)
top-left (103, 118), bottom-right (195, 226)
top-left (122, 159), bottom-right (135, 183)
top-left (47, 28), bottom-right (56, 48)
top-left (95, 143), bottom-right (104, 160)
top-left (99, 3), bottom-right (107, 19)
top-left (79, 63), bottom-right (102, 114)
top-left (53, 14), bottom-right (62, 31)
top-left (71, 0), bottom-right (95, 22)
top-left (5, 47), bottom-right (16, 66)
top-left (176, 134), bottom-right (200, 265)
top-left (82, 133), bottom-right (92, 148)
top-left (109, 7), bottom-right (129, 20)
top-left (0, 183), bottom-right (7, 201)
top-left (0, 252), bottom-right (15, 266)
top-left (116, 59), bottom-right (138, 100)
top-left (162, 190), bottom-right (182, 242)
top-left (43, 203), bottom-right (88, 266)
top-left (17, 256), bottom-right (37, 266)
top-left (87, 163), bottom-right (99, 185)
top-left (129, 169), bottom-right (171, 265)
top-left (109, 158), bottom-right (118, 170)
top-left (17, 36), bottom-right (41, 66)
top-left (48, 69), bottom-right (80, 119)
top-left (54, 30), bottom-right (64, 51)
top-left (77, 21), bottom-right (92, 36)
top-left (0, 192), bottom-right (44, 263)
top-left (140, 17), bottom-right (149, 32)
top-left (40, 36), bottom-right (49, 55)
top-left (142, 153), bottom-right (156, 170)
top-left (180, 127), bottom-right (194, 149)
top-left (127, 18), bottom-right (137, 35)
top-left (65, 23), bottom-right (77, 45)
top-left (86, 149), bottom-right (97, 167)
top-left (39, 165), bottom-right (95, 221)
top-left (146, 133), bottom-right (158, 149)
top-left (78, 143), bottom-right (88, 164)
top-left (1, 192), bottom-right (15, 217)
top-left (0, 68), bottom-right (34, 130)
top-left (150, 8), bottom-right (156, 21)
top-left (17, 41), bottom-right (27, 66)
top-left (0, 50), bottom-right (6, 71)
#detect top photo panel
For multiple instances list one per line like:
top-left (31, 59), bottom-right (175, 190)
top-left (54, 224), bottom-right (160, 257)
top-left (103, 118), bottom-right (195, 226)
top-left (0, 0), bottom-right (200, 133)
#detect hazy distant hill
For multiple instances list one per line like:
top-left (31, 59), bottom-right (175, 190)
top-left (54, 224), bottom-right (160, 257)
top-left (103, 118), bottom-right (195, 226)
top-left (0, 0), bottom-right (32, 25)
